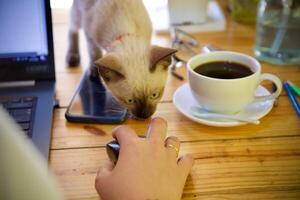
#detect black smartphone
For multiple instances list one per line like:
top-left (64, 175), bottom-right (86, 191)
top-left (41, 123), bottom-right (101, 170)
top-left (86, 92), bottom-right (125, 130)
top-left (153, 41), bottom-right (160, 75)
top-left (65, 70), bottom-right (127, 124)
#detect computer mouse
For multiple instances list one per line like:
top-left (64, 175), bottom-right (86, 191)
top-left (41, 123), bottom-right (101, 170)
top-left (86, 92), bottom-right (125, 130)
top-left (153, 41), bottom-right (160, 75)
top-left (106, 140), bottom-right (120, 164)
top-left (106, 136), bottom-right (145, 163)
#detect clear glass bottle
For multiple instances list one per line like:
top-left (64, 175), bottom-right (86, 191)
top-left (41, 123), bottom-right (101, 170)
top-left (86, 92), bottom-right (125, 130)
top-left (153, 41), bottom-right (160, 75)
top-left (254, 0), bottom-right (300, 65)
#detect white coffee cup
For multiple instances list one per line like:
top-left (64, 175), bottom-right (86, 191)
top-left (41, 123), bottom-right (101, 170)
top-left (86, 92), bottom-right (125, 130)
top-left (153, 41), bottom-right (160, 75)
top-left (187, 51), bottom-right (282, 114)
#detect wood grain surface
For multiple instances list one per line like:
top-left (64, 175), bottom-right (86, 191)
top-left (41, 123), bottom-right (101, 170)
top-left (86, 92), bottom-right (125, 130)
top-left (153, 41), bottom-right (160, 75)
top-left (50, 1), bottom-right (300, 199)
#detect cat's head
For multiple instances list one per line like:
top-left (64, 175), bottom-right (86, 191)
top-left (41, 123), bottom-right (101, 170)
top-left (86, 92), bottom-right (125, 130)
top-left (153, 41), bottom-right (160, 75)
top-left (94, 45), bottom-right (177, 119)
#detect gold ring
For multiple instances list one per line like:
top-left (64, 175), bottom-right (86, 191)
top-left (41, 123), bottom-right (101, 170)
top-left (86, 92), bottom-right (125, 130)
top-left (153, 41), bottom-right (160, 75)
top-left (166, 143), bottom-right (179, 156)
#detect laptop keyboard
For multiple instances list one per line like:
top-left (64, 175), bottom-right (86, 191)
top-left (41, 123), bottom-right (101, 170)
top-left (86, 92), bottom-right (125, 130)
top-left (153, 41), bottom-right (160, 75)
top-left (0, 96), bottom-right (37, 138)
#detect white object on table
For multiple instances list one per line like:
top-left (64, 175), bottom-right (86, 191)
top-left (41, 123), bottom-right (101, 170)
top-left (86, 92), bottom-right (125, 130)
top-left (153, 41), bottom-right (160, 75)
top-left (173, 83), bottom-right (275, 127)
top-left (168, 0), bottom-right (209, 25)
top-left (143, 0), bottom-right (226, 33)
top-left (191, 106), bottom-right (260, 125)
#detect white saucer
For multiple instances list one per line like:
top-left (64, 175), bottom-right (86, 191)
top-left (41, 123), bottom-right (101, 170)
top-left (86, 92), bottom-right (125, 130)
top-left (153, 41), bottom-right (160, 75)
top-left (173, 83), bottom-right (274, 127)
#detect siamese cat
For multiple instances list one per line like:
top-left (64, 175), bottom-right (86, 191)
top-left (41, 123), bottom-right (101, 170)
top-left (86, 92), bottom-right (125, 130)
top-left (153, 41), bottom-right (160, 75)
top-left (66, 0), bottom-right (177, 119)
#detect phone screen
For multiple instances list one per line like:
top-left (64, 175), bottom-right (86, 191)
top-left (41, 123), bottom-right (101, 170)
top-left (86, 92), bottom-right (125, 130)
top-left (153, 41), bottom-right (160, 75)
top-left (65, 71), bottom-right (127, 124)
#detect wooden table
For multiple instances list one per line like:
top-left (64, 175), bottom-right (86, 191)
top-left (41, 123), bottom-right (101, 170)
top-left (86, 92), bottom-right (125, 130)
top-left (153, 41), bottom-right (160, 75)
top-left (50, 3), bottom-right (300, 200)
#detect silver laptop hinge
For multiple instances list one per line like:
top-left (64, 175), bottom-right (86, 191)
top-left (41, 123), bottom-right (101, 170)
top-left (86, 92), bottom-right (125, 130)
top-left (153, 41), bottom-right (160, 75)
top-left (0, 80), bottom-right (36, 88)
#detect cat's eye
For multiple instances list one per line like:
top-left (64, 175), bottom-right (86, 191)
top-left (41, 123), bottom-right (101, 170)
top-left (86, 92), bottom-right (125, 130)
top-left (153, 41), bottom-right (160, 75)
top-left (127, 98), bottom-right (136, 104)
top-left (150, 92), bottom-right (160, 100)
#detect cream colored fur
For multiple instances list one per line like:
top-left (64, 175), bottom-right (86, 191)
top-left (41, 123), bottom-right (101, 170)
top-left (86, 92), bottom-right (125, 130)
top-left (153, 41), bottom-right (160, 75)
top-left (67, 0), bottom-right (176, 119)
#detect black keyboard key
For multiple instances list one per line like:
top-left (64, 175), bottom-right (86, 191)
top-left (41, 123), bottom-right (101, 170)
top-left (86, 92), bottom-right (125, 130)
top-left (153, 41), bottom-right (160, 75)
top-left (14, 115), bottom-right (31, 123)
top-left (24, 130), bottom-right (33, 138)
top-left (11, 97), bottom-right (21, 103)
top-left (7, 109), bottom-right (14, 115)
top-left (6, 102), bottom-right (33, 109)
top-left (23, 130), bottom-right (30, 136)
top-left (0, 96), bottom-right (9, 103)
top-left (23, 97), bottom-right (34, 102)
top-left (0, 95), bottom-right (36, 138)
top-left (19, 123), bottom-right (30, 130)
top-left (0, 103), bottom-right (7, 107)
top-left (12, 109), bottom-right (32, 116)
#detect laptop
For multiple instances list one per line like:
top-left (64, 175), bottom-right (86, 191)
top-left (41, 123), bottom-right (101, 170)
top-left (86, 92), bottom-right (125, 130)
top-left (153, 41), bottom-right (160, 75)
top-left (0, 0), bottom-right (56, 159)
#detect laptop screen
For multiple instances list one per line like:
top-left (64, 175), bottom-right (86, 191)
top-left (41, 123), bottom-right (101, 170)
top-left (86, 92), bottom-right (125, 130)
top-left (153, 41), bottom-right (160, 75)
top-left (0, 0), bottom-right (55, 82)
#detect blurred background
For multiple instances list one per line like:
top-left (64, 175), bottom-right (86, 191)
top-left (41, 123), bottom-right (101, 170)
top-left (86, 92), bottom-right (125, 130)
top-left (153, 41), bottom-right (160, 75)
top-left (50, 0), bottom-right (300, 66)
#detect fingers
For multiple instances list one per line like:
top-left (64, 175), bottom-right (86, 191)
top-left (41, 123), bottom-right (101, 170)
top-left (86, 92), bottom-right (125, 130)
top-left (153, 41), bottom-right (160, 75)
top-left (95, 162), bottom-right (114, 195)
top-left (178, 154), bottom-right (194, 178)
top-left (112, 125), bottom-right (138, 145)
top-left (146, 117), bottom-right (167, 142)
top-left (165, 136), bottom-right (180, 157)
top-left (97, 162), bottom-right (114, 177)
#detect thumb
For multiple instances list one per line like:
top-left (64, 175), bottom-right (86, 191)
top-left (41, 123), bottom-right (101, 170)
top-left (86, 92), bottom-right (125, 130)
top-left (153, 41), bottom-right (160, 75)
top-left (95, 162), bottom-right (114, 194)
top-left (97, 162), bottom-right (114, 177)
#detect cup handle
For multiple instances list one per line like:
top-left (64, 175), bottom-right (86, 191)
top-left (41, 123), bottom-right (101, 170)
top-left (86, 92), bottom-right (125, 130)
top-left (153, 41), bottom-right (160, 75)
top-left (253, 73), bottom-right (282, 102)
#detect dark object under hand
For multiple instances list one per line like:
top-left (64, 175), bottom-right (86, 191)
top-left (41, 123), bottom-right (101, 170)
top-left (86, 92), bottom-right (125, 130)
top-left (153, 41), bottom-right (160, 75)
top-left (106, 140), bottom-right (120, 164)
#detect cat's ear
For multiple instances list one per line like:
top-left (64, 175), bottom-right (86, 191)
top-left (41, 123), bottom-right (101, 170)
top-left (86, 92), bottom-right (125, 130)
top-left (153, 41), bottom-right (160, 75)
top-left (149, 45), bottom-right (177, 72)
top-left (94, 53), bottom-right (125, 82)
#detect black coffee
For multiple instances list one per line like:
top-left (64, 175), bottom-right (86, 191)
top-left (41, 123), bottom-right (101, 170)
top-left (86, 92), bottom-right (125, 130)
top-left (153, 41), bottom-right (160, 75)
top-left (194, 61), bottom-right (254, 79)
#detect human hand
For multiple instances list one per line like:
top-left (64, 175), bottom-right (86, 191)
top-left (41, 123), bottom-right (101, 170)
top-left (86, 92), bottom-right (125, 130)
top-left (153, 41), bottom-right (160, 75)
top-left (95, 117), bottom-right (194, 200)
